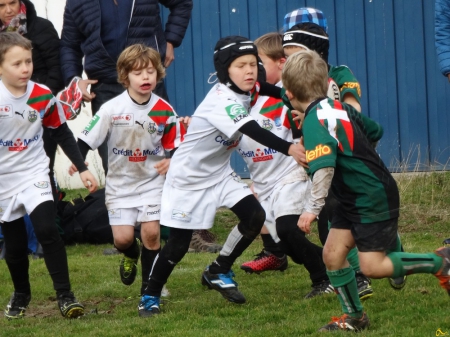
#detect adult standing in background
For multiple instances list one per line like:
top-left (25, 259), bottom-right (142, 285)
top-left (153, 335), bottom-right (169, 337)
top-left (436, 0), bottom-right (450, 82)
top-left (435, 0), bottom-right (450, 246)
top-left (60, 0), bottom-right (193, 174)
top-left (0, 0), bottom-right (64, 200)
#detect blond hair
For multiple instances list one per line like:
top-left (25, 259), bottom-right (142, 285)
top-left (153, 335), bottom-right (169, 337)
top-left (254, 32), bottom-right (284, 61)
top-left (117, 44), bottom-right (165, 87)
top-left (282, 50), bottom-right (328, 102)
top-left (0, 32), bottom-right (32, 65)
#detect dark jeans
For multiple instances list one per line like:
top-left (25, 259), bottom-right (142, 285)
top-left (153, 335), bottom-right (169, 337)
top-left (90, 80), bottom-right (169, 175)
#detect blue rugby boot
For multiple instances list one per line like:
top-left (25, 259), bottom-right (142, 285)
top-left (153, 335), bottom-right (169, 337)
top-left (201, 266), bottom-right (246, 304)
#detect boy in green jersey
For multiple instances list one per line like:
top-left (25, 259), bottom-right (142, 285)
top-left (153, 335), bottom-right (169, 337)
top-left (281, 49), bottom-right (450, 332)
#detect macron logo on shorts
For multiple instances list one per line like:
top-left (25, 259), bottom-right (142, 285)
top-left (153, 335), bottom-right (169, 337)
top-left (171, 209), bottom-right (192, 223)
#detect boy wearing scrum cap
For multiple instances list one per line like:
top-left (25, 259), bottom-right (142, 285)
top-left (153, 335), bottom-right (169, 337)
top-left (138, 35), bottom-right (305, 317)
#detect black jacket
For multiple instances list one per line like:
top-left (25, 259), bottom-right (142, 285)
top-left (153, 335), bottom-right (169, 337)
top-left (60, 0), bottom-right (193, 85)
top-left (22, 0), bottom-right (64, 94)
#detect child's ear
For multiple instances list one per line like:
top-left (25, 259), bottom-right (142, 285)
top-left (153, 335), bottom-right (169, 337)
top-left (278, 57), bottom-right (286, 70)
top-left (285, 89), bottom-right (294, 101)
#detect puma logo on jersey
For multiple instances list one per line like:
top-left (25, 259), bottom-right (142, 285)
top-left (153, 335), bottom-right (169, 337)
top-left (135, 121), bottom-right (145, 129)
top-left (15, 111), bottom-right (25, 118)
top-left (306, 144), bottom-right (332, 162)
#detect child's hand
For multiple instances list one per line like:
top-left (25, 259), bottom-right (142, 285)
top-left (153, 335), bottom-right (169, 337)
top-left (288, 141), bottom-right (308, 168)
top-left (178, 116), bottom-right (192, 129)
top-left (68, 161), bottom-right (89, 176)
top-left (297, 211), bottom-right (317, 234)
top-left (78, 78), bottom-right (98, 102)
top-left (154, 158), bottom-right (170, 175)
top-left (290, 110), bottom-right (305, 129)
top-left (79, 170), bottom-right (98, 193)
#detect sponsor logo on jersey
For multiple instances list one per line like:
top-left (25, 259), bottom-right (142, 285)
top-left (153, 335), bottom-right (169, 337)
top-left (129, 148), bottom-right (147, 162)
top-left (306, 144), bottom-right (332, 162)
top-left (112, 146), bottom-right (162, 161)
top-left (108, 209), bottom-right (121, 219)
top-left (34, 181), bottom-right (49, 189)
top-left (82, 115), bottom-right (101, 136)
top-left (327, 79), bottom-right (340, 100)
top-left (283, 33), bottom-right (293, 41)
top-left (341, 82), bottom-right (361, 98)
top-left (135, 120), bottom-right (145, 129)
top-left (148, 122), bottom-right (157, 134)
top-left (41, 191), bottom-right (52, 196)
top-left (238, 147), bottom-right (276, 162)
top-left (274, 116), bottom-right (282, 128)
top-left (225, 104), bottom-right (249, 124)
top-left (15, 111), bottom-right (25, 119)
top-left (262, 118), bottom-right (273, 130)
top-left (171, 209), bottom-right (192, 223)
top-left (157, 123), bottom-right (165, 136)
top-left (0, 105), bottom-right (13, 119)
top-left (1, 135), bottom-right (39, 149)
top-left (28, 110), bottom-right (38, 123)
top-left (111, 114), bottom-right (133, 127)
top-left (8, 138), bottom-right (28, 151)
top-left (146, 209), bottom-right (161, 216)
top-left (215, 135), bottom-right (241, 150)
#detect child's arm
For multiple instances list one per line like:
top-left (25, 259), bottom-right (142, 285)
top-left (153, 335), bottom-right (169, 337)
top-left (239, 120), bottom-right (306, 166)
top-left (48, 123), bottom-right (98, 192)
top-left (298, 167), bottom-right (334, 234)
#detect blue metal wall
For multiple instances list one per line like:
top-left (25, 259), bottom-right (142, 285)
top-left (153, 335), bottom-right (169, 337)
top-left (162, 0), bottom-right (450, 176)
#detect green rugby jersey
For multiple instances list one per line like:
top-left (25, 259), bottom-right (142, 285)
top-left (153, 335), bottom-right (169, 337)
top-left (328, 65), bottom-right (362, 104)
top-left (303, 98), bottom-right (399, 224)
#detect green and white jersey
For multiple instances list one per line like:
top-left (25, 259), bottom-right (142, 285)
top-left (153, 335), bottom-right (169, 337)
top-left (328, 65), bottom-right (361, 103)
top-left (303, 98), bottom-right (399, 224)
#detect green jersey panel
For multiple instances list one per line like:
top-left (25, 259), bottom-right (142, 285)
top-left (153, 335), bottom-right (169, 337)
top-left (303, 98), bottom-right (399, 224)
top-left (328, 65), bottom-right (361, 104)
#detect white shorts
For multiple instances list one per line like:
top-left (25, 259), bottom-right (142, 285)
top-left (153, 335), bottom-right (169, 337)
top-left (0, 179), bottom-right (54, 223)
top-left (160, 173), bottom-right (252, 230)
top-left (260, 170), bottom-right (311, 243)
top-left (108, 204), bottom-right (161, 226)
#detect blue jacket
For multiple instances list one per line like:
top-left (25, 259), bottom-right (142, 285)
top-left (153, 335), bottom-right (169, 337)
top-left (60, 0), bottom-right (193, 85)
top-left (436, 0), bottom-right (450, 76)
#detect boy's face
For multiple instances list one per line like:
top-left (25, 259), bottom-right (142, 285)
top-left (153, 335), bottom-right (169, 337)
top-left (0, 46), bottom-right (32, 95)
top-left (284, 46), bottom-right (305, 59)
top-left (127, 62), bottom-right (157, 102)
top-left (228, 54), bottom-right (257, 92)
top-left (0, 0), bottom-right (20, 24)
top-left (258, 52), bottom-right (285, 85)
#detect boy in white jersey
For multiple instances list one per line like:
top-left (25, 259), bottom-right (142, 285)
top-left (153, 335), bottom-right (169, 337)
top-left (138, 35), bottom-right (305, 317)
top-left (238, 32), bottom-right (333, 298)
top-left (70, 44), bottom-right (185, 296)
top-left (0, 32), bottom-right (98, 319)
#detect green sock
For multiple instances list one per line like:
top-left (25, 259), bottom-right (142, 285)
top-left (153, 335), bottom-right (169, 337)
top-left (346, 247), bottom-right (360, 272)
top-left (387, 252), bottom-right (443, 278)
top-left (327, 267), bottom-right (363, 318)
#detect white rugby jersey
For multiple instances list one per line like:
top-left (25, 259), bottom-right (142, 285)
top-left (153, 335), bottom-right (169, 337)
top-left (0, 80), bottom-right (65, 199)
top-left (78, 91), bottom-right (185, 208)
top-left (238, 82), bottom-right (301, 200)
top-left (166, 83), bottom-right (255, 190)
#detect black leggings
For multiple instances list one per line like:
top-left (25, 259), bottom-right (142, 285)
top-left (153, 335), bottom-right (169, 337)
top-left (276, 215), bottom-right (328, 284)
top-left (144, 194), bottom-right (265, 296)
top-left (1, 201), bottom-right (70, 295)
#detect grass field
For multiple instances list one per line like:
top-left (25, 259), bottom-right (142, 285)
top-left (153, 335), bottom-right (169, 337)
top-left (0, 172), bottom-right (449, 336)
